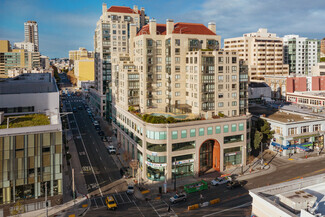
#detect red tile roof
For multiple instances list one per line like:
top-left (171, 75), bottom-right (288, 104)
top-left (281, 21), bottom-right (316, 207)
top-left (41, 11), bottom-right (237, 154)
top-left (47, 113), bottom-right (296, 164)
top-left (137, 22), bottom-right (216, 36)
top-left (107, 6), bottom-right (140, 14)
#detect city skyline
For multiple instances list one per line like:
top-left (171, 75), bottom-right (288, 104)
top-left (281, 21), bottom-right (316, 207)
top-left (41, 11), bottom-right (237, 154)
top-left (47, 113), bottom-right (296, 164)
top-left (0, 0), bottom-right (324, 58)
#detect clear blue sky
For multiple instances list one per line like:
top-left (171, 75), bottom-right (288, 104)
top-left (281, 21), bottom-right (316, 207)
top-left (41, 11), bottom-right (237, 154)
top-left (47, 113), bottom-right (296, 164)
top-left (1, 0), bottom-right (324, 58)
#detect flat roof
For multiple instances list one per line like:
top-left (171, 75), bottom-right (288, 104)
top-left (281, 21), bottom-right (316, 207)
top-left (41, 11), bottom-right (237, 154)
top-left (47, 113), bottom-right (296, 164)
top-left (265, 111), bottom-right (317, 123)
top-left (250, 174), bottom-right (325, 216)
top-left (0, 73), bottom-right (57, 94)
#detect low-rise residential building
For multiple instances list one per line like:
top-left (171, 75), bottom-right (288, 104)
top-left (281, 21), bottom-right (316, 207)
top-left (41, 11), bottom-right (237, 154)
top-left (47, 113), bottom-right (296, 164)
top-left (250, 174), bottom-right (325, 217)
top-left (286, 92), bottom-right (325, 108)
top-left (68, 47), bottom-right (93, 65)
top-left (261, 110), bottom-right (325, 156)
top-left (311, 62), bottom-right (325, 76)
top-left (0, 73), bottom-right (62, 212)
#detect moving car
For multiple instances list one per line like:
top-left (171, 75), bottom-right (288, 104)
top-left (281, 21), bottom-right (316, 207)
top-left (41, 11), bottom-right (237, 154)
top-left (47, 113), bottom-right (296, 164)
top-left (226, 180), bottom-right (242, 189)
top-left (211, 177), bottom-right (231, 186)
top-left (101, 136), bottom-right (108, 142)
top-left (107, 146), bottom-right (116, 154)
top-left (72, 107), bottom-right (77, 112)
top-left (126, 185), bottom-right (134, 195)
top-left (105, 196), bottom-right (117, 210)
top-left (169, 192), bottom-right (187, 204)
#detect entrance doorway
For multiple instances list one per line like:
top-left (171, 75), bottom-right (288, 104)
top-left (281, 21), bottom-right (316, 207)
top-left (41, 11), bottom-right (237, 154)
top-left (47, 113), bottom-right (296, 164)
top-left (199, 139), bottom-right (220, 176)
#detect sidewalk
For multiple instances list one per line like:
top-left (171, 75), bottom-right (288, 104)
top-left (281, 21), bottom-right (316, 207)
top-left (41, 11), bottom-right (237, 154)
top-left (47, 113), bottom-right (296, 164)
top-left (277, 150), bottom-right (325, 163)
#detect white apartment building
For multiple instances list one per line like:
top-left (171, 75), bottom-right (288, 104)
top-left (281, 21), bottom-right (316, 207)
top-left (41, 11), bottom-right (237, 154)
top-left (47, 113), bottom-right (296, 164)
top-left (283, 35), bottom-right (320, 75)
top-left (24, 21), bottom-right (39, 52)
top-left (91, 3), bottom-right (148, 119)
top-left (14, 41), bottom-right (36, 52)
top-left (111, 18), bottom-right (251, 182)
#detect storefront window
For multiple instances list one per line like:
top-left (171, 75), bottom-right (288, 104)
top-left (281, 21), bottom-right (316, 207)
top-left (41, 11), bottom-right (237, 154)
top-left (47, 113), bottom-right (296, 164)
top-left (224, 147), bottom-right (242, 167)
top-left (146, 142), bottom-right (166, 152)
top-left (190, 129), bottom-right (196, 137)
top-left (224, 125), bottom-right (229, 133)
top-left (172, 154), bottom-right (194, 178)
top-left (181, 130), bottom-right (187, 138)
top-left (172, 141), bottom-right (195, 151)
top-left (207, 127), bottom-right (213, 135)
top-left (224, 135), bottom-right (244, 144)
top-left (147, 164), bottom-right (165, 181)
top-left (147, 154), bottom-right (166, 163)
top-left (199, 128), bottom-right (204, 136)
top-left (172, 131), bottom-right (178, 140)
top-left (215, 126), bottom-right (221, 134)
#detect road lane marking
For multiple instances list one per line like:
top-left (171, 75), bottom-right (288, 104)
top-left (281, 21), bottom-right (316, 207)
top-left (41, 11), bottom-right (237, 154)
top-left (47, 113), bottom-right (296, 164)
top-left (133, 201), bottom-right (145, 217)
top-left (93, 198), bottom-right (98, 208)
top-left (68, 102), bottom-right (103, 197)
top-left (100, 156), bottom-right (102, 161)
top-left (202, 202), bottom-right (251, 217)
top-left (124, 192), bottom-right (132, 203)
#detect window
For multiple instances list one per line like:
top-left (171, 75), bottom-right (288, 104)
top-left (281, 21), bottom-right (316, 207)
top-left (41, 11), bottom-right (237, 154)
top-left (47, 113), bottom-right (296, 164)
top-left (175, 83), bottom-right (180, 88)
top-left (218, 102), bottom-right (224, 107)
top-left (218, 57), bottom-right (223, 63)
top-left (172, 141), bottom-right (195, 151)
top-left (215, 126), bottom-right (221, 134)
top-left (157, 91), bottom-right (162, 95)
top-left (175, 48), bottom-right (180, 54)
top-left (175, 39), bottom-right (180, 46)
top-left (175, 57), bottom-right (180, 63)
top-left (157, 74), bottom-right (162, 80)
top-left (190, 129), bottom-right (196, 137)
top-left (218, 93), bottom-right (223, 98)
top-left (232, 66), bottom-right (237, 73)
top-left (239, 123), bottom-right (244, 131)
top-left (207, 127), bottom-right (213, 135)
top-left (314, 124), bottom-right (321, 132)
top-left (199, 128), bottom-right (205, 136)
top-left (157, 99), bottom-right (162, 103)
top-left (172, 131), bottom-right (178, 139)
top-left (232, 93), bottom-right (237, 99)
top-left (156, 40), bottom-right (162, 46)
top-left (175, 92), bottom-right (180, 96)
top-left (288, 127), bottom-right (297, 135)
top-left (232, 101), bottom-right (237, 106)
top-left (224, 135), bottom-right (244, 144)
top-left (157, 82), bottom-right (162, 87)
top-left (231, 124), bottom-right (237, 132)
top-left (218, 66), bottom-right (223, 73)
top-left (301, 126), bottom-right (309, 133)
top-left (232, 75), bottom-right (237, 81)
top-left (156, 66), bottom-right (162, 72)
top-left (224, 125), bottom-right (229, 133)
top-left (218, 75), bottom-right (223, 81)
top-left (181, 130), bottom-right (187, 138)
top-left (232, 57), bottom-right (237, 63)
top-left (113, 30), bottom-right (116, 34)
top-left (175, 74), bottom-right (181, 80)
top-left (156, 57), bottom-right (162, 63)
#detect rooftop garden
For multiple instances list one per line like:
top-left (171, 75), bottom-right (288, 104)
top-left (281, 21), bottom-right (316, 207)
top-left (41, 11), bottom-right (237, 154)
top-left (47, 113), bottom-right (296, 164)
top-left (0, 114), bottom-right (50, 129)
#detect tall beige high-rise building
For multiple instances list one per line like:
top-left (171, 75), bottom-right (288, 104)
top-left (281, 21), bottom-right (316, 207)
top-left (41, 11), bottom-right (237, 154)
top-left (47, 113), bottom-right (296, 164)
top-left (111, 18), bottom-right (251, 182)
top-left (91, 3), bottom-right (149, 119)
top-left (224, 28), bottom-right (289, 81)
top-left (24, 21), bottom-right (39, 52)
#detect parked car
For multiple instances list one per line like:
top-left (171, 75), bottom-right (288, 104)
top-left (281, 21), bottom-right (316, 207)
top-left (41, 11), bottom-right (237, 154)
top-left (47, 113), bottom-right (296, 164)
top-left (107, 146), bottom-right (116, 154)
top-left (126, 185), bottom-right (134, 195)
top-left (101, 136), bottom-right (108, 142)
top-left (226, 180), bottom-right (242, 189)
top-left (93, 120), bottom-right (99, 126)
top-left (169, 192), bottom-right (187, 204)
top-left (211, 177), bottom-right (231, 186)
top-left (72, 107), bottom-right (77, 112)
top-left (98, 131), bottom-right (105, 137)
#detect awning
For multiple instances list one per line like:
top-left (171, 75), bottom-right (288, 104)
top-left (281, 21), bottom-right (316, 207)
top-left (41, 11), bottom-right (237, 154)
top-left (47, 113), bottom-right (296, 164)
top-left (271, 142), bottom-right (283, 150)
top-left (300, 142), bottom-right (313, 147)
top-left (296, 144), bottom-right (309, 151)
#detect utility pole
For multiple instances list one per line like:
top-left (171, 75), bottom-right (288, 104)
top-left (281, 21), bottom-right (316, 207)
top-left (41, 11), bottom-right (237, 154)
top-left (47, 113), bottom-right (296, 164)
top-left (72, 168), bottom-right (75, 201)
top-left (260, 142), bottom-right (264, 167)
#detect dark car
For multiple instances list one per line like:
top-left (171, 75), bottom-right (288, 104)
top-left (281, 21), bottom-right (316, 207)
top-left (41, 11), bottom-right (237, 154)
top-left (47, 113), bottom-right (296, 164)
top-left (78, 106), bottom-right (82, 110)
top-left (101, 136), bottom-right (108, 142)
top-left (226, 181), bottom-right (242, 189)
top-left (72, 107), bottom-right (77, 112)
top-left (95, 126), bottom-right (101, 131)
top-left (98, 131), bottom-right (105, 137)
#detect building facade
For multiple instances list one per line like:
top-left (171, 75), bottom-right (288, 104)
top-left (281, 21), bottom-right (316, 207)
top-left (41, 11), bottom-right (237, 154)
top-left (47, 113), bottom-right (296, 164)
top-left (68, 47), bottom-right (93, 64)
top-left (24, 21), bottom-right (39, 52)
top-left (283, 35), bottom-right (320, 75)
top-left (262, 111), bottom-right (325, 156)
top-left (91, 3), bottom-right (149, 119)
top-left (111, 17), bottom-right (251, 182)
top-left (74, 58), bottom-right (95, 88)
top-left (321, 38), bottom-right (325, 55)
top-left (224, 28), bottom-right (289, 82)
top-left (0, 73), bottom-right (62, 206)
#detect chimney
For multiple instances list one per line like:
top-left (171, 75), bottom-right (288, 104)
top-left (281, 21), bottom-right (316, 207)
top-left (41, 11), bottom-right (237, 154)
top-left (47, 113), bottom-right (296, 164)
top-left (208, 22), bottom-right (216, 34)
top-left (102, 3), bottom-right (107, 15)
top-left (133, 5), bottom-right (138, 13)
top-left (166, 19), bottom-right (174, 35)
top-left (149, 19), bottom-right (156, 35)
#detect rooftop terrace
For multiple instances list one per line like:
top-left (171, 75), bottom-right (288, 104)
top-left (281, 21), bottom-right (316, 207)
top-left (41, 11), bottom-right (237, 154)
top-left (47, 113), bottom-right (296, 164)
top-left (0, 114), bottom-right (50, 129)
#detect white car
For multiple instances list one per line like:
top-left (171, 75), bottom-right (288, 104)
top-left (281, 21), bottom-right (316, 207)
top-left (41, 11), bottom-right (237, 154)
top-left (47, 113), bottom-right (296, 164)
top-left (169, 193), bottom-right (187, 204)
top-left (211, 177), bottom-right (231, 186)
top-left (107, 146), bottom-right (116, 154)
top-left (126, 185), bottom-right (134, 195)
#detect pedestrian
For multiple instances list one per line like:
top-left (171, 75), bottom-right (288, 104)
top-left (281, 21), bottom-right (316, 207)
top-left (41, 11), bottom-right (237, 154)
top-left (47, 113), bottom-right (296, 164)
top-left (200, 194), bottom-right (203, 203)
top-left (167, 204), bottom-right (171, 212)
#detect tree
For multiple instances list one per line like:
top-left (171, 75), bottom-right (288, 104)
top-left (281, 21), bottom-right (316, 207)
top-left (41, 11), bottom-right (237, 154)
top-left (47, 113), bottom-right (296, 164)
top-left (254, 131), bottom-right (263, 149)
top-left (260, 120), bottom-right (275, 144)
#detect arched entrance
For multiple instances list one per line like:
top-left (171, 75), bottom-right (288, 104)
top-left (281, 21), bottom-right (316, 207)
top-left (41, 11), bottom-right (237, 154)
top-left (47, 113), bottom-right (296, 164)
top-left (199, 139), bottom-right (220, 176)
